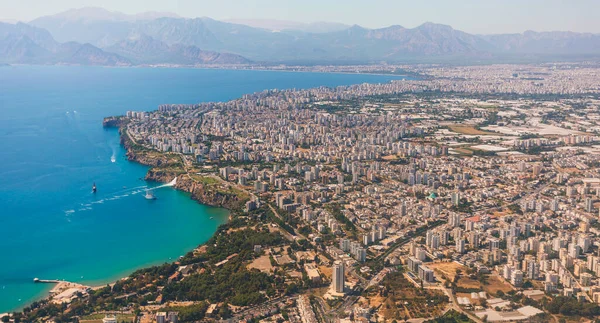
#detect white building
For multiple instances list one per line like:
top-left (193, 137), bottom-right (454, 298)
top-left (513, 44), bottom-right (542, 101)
top-left (332, 260), bottom-right (345, 293)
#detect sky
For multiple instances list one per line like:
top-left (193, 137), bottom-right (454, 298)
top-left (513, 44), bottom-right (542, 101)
top-left (0, 0), bottom-right (599, 34)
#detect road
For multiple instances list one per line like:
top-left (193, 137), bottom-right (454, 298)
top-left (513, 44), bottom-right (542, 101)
top-left (443, 287), bottom-right (484, 323)
top-left (268, 204), bottom-right (309, 241)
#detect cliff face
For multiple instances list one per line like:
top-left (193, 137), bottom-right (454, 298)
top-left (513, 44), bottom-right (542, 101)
top-left (118, 125), bottom-right (245, 210)
top-left (102, 116), bottom-right (126, 128)
top-left (120, 131), bottom-right (172, 167)
top-left (125, 148), bottom-right (172, 167)
top-left (145, 168), bottom-right (244, 210)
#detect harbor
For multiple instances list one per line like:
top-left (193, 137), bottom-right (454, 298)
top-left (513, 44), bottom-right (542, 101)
top-left (33, 279), bottom-right (92, 305)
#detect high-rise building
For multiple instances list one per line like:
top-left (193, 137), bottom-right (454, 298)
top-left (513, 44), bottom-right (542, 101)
top-left (340, 239), bottom-right (350, 252)
top-left (407, 257), bottom-right (423, 273)
top-left (550, 198), bottom-right (559, 212)
top-left (415, 248), bottom-right (427, 261)
top-left (355, 248), bottom-right (367, 262)
top-left (489, 238), bottom-right (500, 250)
top-left (167, 312), bottom-right (179, 323)
top-left (511, 270), bottom-right (524, 287)
top-left (451, 192), bottom-right (460, 206)
top-left (156, 313), bottom-right (167, 323)
top-left (418, 266), bottom-right (435, 282)
top-left (468, 231), bottom-right (480, 248)
top-left (449, 213), bottom-right (461, 227)
top-left (332, 261), bottom-right (345, 293)
top-left (585, 197), bottom-right (594, 213)
top-left (456, 239), bottom-right (466, 254)
top-left (399, 202), bottom-right (407, 217)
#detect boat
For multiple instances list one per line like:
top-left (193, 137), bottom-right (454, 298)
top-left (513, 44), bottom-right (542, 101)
top-left (92, 183), bottom-right (97, 193)
top-left (145, 190), bottom-right (157, 200)
top-left (210, 217), bottom-right (214, 219)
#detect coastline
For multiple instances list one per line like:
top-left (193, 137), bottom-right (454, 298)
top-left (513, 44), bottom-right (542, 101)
top-left (104, 116), bottom-right (247, 212)
top-left (3, 63), bottom-right (424, 79)
top-left (2, 66), bottom-right (410, 318)
top-left (115, 125), bottom-right (247, 212)
top-left (15, 120), bottom-right (239, 314)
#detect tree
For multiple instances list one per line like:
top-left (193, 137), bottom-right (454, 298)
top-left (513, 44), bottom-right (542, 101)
top-left (1, 315), bottom-right (9, 323)
top-left (219, 303), bottom-right (231, 319)
top-left (481, 299), bottom-right (487, 308)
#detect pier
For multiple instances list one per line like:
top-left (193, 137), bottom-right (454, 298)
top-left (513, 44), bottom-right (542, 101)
top-left (33, 278), bottom-right (61, 284)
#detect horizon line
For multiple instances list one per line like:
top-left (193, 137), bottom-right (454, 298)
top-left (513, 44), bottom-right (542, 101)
top-left (0, 6), bottom-right (598, 35)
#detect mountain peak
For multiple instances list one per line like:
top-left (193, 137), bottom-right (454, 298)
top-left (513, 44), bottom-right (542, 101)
top-left (417, 22), bottom-right (454, 31)
top-left (223, 19), bottom-right (350, 33)
top-left (31, 7), bottom-right (180, 23)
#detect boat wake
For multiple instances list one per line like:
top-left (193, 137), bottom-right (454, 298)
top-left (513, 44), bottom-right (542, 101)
top-left (146, 177), bottom-right (177, 191)
top-left (62, 178), bottom-right (177, 218)
top-left (110, 145), bottom-right (117, 163)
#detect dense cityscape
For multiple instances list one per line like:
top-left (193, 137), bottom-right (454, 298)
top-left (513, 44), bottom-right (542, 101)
top-left (6, 62), bottom-right (600, 323)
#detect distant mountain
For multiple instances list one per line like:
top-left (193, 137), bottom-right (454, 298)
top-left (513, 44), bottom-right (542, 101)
top-left (32, 7), bottom-right (180, 22)
top-left (482, 31), bottom-right (600, 55)
top-left (30, 7), bottom-right (179, 46)
top-left (0, 22), bottom-right (131, 65)
top-left (106, 34), bottom-right (251, 65)
top-left (21, 8), bottom-right (600, 64)
top-left (224, 19), bottom-right (350, 33)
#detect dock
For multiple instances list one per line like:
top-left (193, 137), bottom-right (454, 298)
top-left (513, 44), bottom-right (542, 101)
top-left (33, 278), bottom-right (62, 284)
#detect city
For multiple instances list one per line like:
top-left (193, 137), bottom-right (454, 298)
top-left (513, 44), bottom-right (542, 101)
top-left (4, 2), bottom-right (600, 321)
top-left (14, 62), bottom-right (600, 323)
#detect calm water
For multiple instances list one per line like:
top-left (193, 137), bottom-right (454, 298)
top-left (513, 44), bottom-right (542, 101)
top-left (0, 66), bottom-right (408, 312)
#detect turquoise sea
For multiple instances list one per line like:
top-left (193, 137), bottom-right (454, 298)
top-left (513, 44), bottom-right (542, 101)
top-left (0, 66), bottom-right (408, 313)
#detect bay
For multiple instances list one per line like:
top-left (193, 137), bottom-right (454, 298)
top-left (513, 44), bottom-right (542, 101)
top-left (0, 66), bottom-right (409, 313)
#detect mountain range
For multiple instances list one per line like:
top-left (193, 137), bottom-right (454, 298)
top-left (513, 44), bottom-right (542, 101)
top-left (2, 7), bottom-right (600, 66)
top-left (0, 22), bottom-right (131, 66)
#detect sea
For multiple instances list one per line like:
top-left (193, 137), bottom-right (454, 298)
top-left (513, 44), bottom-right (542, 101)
top-left (0, 65), bottom-right (409, 312)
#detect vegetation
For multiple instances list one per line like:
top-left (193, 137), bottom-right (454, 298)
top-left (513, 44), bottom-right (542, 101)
top-left (180, 225), bottom-right (284, 265)
top-left (326, 203), bottom-right (357, 234)
top-left (424, 310), bottom-right (473, 323)
top-left (545, 296), bottom-right (600, 317)
top-left (163, 262), bottom-right (275, 306)
top-left (374, 272), bottom-right (449, 320)
top-left (159, 303), bottom-right (209, 322)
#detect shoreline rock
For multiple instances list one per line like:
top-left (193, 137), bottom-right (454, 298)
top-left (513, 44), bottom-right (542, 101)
top-left (119, 124), bottom-right (245, 211)
top-left (102, 116), bottom-right (126, 128)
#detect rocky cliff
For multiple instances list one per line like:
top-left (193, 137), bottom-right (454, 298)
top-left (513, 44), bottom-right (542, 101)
top-left (145, 168), bottom-right (245, 210)
top-left (119, 130), bottom-right (174, 167)
top-left (102, 116), bottom-right (126, 128)
top-left (119, 127), bottom-right (245, 210)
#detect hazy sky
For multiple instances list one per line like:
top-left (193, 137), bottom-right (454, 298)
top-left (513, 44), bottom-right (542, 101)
top-left (0, 0), bottom-right (599, 34)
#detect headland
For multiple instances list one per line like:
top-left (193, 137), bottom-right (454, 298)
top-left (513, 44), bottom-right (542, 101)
top-left (104, 117), bottom-right (248, 211)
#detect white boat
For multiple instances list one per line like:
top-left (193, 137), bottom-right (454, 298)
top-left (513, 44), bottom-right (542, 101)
top-left (145, 191), bottom-right (157, 200)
